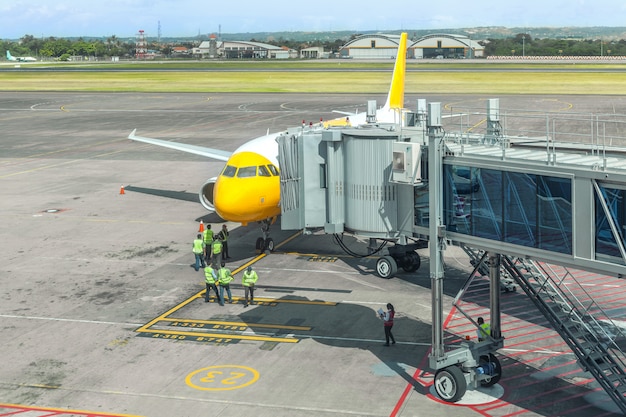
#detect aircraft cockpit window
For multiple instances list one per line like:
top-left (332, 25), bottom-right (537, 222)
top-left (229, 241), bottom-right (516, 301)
top-left (258, 165), bottom-right (271, 177)
top-left (222, 165), bottom-right (236, 177)
top-left (268, 164), bottom-right (279, 176)
top-left (237, 166), bottom-right (257, 178)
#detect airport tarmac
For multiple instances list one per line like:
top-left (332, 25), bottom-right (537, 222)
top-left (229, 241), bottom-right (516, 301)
top-left (1, 92), bottom-right (626, 417)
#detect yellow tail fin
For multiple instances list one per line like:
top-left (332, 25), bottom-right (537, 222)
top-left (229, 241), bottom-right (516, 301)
top-left (383, 32), bottom-right (408, 111)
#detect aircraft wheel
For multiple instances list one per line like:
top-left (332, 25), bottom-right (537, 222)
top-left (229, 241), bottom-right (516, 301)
top-left (434, 366), bottom-right (467, 403)
top-left (265, 238), bottom-right (275, 252)
top-left (255, 237), bottom-right (264, 250)
top-left (376, 256), bottom-right (397, 279)
top-left (479, 353), bottom-right (502, 387)
top-left (401, 252), bottom-right (421, 272)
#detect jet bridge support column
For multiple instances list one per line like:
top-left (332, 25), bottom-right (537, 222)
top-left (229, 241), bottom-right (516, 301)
top-left (489, 253), bottom-right (502, 339)
top-left (428, 102), bottom-right (446, 361)
top-left (427, 103), bottom-right (505, 403)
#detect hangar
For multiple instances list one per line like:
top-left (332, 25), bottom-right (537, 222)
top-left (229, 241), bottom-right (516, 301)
top-left (339, 33), bottom-right (405, 59)
top-left (193, 38), bottom-right (292, 59)
top-left (412, 33), bottom-right (484, 59)
top-left (340, 33), bottom-right (484, 59)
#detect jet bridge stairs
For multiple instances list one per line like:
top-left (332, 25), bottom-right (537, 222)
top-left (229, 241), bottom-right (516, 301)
top-left (461, 246), bottom-right (626, 414)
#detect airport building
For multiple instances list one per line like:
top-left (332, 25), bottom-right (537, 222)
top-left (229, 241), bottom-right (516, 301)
top-left (192, 33), bottom-right (484, 60)
top-left (193, 37), bottom-right (293, 59)
top-left (340, 33), bottom-right (484, 59)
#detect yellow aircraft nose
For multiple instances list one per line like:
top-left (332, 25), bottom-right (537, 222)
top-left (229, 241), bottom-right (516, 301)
top-left (213, 174), bottom-right (280, 224)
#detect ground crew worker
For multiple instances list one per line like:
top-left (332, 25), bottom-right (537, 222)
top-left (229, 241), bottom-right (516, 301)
top-left (242, 266), bottom-right (258, 307)
top-left (218, 262), bottom-right (233, 306)
top-left (192, 234), bottom-right (205, 271)
top-left (204, 264), bottom-right (220, 304)
top-left (380, 303), bottom-right (396, 346)
top-left (211, 237), bottom-right (223, 268)
top-left (203, 224), bottom-right (214, 264)
top-left (219, 224), bottom-right (230, 259)
top-left (477, 317), bottom-right (491, 341)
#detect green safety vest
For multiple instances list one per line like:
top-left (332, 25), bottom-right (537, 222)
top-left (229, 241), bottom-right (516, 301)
top-left (203, 229), bottom-right (214, 243)
top-left (212, 240), bottom-right (223, 254)
top-left (220, 229), bottom-right (229, 242)
top-left (242, 270), bottom-right (258, 287)
top-left (204, 266), bottom-right (217, 284)
top-left (478, 322), bottom-right (491, 339)
top-left (192, 239), bottom-right (204, 254)
top-left (218, 268), bottom-right (233, 285)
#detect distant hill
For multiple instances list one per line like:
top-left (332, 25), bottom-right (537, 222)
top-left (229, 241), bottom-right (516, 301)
top-left (201, 27), bottom-right (626, 42)
top-left (10, 26), bottom-right (626, 44)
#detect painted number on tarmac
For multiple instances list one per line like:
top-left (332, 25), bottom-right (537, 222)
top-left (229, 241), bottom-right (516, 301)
top-left (186, 365), bottom-right (259, 391)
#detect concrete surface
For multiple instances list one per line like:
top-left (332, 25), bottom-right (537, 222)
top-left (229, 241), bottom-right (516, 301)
top-left (1, 92), bottom-right (625, 417)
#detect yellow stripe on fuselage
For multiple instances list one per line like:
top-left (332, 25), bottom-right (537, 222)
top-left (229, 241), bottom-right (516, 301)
top-left (213, 152), bottom-right (281, 225)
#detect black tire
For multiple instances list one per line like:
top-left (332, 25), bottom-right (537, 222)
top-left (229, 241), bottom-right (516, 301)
top-left (376, 256), bottom-right (397, 279)
top-left (255, 237), bottom-right (264, 250)
top-left (266, 238), bottom-right (275, 252)
top-left (479, 353), bottom-right (502, 387)
top-left (434, 366), bottom-right (467, 403)
top-left (401, 251), bottom-right (421, 272)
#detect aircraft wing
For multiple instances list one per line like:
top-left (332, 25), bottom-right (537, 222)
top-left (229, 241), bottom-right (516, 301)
top-left (128, 129), bottom-right (232, 162)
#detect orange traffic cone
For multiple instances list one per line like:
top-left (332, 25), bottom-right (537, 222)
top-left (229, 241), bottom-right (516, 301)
top-left (198, 220), bottom-right (204, 232)
top-left (119, 185), bottom-right (125, 195)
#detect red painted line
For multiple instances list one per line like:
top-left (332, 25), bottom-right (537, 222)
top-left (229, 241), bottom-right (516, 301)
top-left (0, 404), bottom-right (141, 417)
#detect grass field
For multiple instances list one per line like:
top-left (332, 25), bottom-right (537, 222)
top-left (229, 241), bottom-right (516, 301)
top-left (1, 61), bottom-right (625, 94)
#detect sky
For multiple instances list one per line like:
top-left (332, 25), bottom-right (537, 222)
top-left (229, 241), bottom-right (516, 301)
top-left (1, 0), bottom-right (625, 39)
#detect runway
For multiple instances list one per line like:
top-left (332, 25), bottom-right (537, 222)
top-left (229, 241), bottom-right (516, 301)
top-left (1, 92), bottom-right (625, 417)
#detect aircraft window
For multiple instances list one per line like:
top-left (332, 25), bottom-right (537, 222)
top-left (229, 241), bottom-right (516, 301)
top-left (268, 164), bottom-right (279, 176)
top-left (258, 165), bottom-right (271, 177)
top-left (237, 166), bottom-right (257, 178)
top-left (222, 165), bottom-right (236, 177)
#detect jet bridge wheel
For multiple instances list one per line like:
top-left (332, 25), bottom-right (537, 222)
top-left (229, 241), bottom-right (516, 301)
top-left (434, 365), bottom-right (467, 403)
top-left (376, 256), bottom-right (398, 279)
top-left (401, 251), bottom-right (421, 273)
top-left (478, 353), bottom-right (502, 387)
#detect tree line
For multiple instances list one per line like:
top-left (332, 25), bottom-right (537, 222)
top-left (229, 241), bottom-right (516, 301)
top-left (482, 33), bottom-right (626, 57)
top-left (3, 33), bottom-right (626, 60)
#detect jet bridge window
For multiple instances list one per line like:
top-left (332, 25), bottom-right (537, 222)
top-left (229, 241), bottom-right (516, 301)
top-left (221, 165), bottom-right (236, 177)
top-left (237, 166), bottom-right (257, 178)
top-left (595, 184), bottom-right (626, 260)
top-left (443, 165), bottom-right (572, 255)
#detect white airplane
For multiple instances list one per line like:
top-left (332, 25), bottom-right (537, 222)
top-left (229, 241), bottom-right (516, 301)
top-left (6, 50), bottom-right (37, 62)
top-left (128, 33), bottom-right (409, 250)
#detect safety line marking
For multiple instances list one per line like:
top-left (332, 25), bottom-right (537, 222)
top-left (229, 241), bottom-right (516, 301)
top-left (0, 403), bottom-right (142, 417)
top-left (137, 327), bottom-right (299, 343)
top-left (164, 317), bottom-right (312, 331)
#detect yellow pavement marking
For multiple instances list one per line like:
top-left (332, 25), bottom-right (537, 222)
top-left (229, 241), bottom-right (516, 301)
top-left (140, 327), bottom-right (298, 343)
top-left (186, 365), bottom-right (260, 392)
top-left (166, 317), bottom-right (312, 331)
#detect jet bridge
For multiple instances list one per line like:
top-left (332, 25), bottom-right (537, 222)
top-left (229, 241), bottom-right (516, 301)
top-left (277, 100), bottom-right (429, 276)
top-left (276, 98), bottom-right (626, 412)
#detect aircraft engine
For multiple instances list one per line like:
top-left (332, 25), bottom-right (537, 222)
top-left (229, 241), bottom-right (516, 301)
top-left (199, 177), bottom-right (217, 211)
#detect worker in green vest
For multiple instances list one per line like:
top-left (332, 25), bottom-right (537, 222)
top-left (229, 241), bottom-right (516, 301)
top-left (211, 237), bottom-right (223, 268)
top-left (204, 264), bottom-right (220, 304)
top-left (192, 233), bottom-right (206, 271)
top-left (242, 266), bottom-right (259, 307)
top-left (217, 262), bottom-right (233, 306)
top-left (477, 317), bottom-right (491, 341)
top-left (203, 224), bottom-right (214, 264)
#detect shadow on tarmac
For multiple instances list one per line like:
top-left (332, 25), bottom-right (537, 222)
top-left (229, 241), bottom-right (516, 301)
top-left (231, 294), bottom-right (623, 416)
